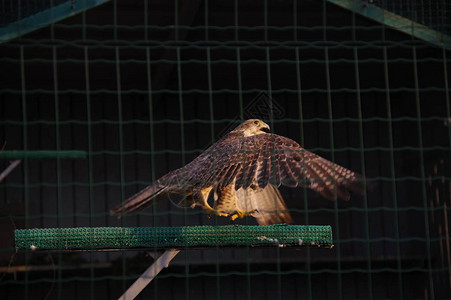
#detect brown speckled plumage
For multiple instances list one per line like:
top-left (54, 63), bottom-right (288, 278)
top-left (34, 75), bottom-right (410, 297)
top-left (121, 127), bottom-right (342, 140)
top-left (111, 119), bottom-right (367, 225)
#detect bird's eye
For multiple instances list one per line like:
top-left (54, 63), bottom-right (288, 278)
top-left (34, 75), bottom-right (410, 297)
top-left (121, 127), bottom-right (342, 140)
top-left (254, 120), bottom-right (259, 125)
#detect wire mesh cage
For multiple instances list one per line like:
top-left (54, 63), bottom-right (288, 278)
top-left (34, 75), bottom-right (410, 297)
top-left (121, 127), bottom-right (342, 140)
top-left (0, 0), bottom-right (450, 299)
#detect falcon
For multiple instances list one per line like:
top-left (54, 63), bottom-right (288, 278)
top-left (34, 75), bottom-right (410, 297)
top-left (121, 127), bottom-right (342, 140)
top-left (111, 119), bottom-right (367, 225)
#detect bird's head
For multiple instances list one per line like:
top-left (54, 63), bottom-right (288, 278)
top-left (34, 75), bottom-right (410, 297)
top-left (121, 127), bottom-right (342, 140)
top-left (234, 119), bottom-right (270, 137)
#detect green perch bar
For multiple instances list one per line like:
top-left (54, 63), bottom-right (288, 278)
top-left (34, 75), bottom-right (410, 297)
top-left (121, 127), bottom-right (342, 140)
top-left (15, 224), bottom-right (333, 251)
top-left (0, 150), bottom-right (87, 159)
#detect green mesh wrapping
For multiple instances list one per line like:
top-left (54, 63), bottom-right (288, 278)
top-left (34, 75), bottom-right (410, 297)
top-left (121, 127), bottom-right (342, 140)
top-left (15, 225), bottom-right (333, 251)
top-left (0, 150), bottom-right (86, 159)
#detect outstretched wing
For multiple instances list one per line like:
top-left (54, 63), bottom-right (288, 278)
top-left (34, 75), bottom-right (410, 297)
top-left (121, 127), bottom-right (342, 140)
top-left (199, 133), bottom-right (366, 201)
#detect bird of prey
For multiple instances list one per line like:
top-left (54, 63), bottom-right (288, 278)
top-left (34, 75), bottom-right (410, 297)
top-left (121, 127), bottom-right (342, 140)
top-left (111, 119), bottom-right (367, 225)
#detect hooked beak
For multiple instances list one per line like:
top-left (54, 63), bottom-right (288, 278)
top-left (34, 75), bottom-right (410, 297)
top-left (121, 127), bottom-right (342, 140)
top-left (261, 123), bottom-right (270, 133)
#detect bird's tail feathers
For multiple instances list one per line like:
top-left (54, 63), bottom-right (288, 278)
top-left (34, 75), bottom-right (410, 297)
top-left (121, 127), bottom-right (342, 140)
top-left (237, 185), bottom-right (293, 225)
top-left (110, 184), bottom-right (168, 216)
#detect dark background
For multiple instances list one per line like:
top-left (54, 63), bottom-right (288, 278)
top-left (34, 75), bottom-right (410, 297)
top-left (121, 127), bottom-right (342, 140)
top-left (0, 0), bottom-right (450, 299)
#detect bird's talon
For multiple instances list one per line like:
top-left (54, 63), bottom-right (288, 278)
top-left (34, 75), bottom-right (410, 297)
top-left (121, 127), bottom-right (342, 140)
top-left (229, 209), bottom-right (257, 221)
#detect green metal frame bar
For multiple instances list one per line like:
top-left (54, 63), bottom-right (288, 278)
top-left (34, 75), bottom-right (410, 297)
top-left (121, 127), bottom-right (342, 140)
top-left (0, 150), bottom-right (86, 159)
top-left (15, 225), bottom-right (333, 251)
top-left (327, 0), bottom-right (451, 50)
top-left (0, 0), bottom-right (112, 43)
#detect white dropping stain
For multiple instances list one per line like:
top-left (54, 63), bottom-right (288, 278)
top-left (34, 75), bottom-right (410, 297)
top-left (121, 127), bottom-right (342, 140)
top-left (257, 236), bottom-right (280, 245)
top-left (30, 245), bottom-right (37, 251)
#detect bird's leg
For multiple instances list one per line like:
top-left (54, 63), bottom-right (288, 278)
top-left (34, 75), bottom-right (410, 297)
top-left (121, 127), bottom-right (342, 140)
top-left (217, 212), bottom-right (230, 217)
top-left (201, 205), bottom-right (230, 218)
top-left (230, 209), bottom-right (257, 221)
